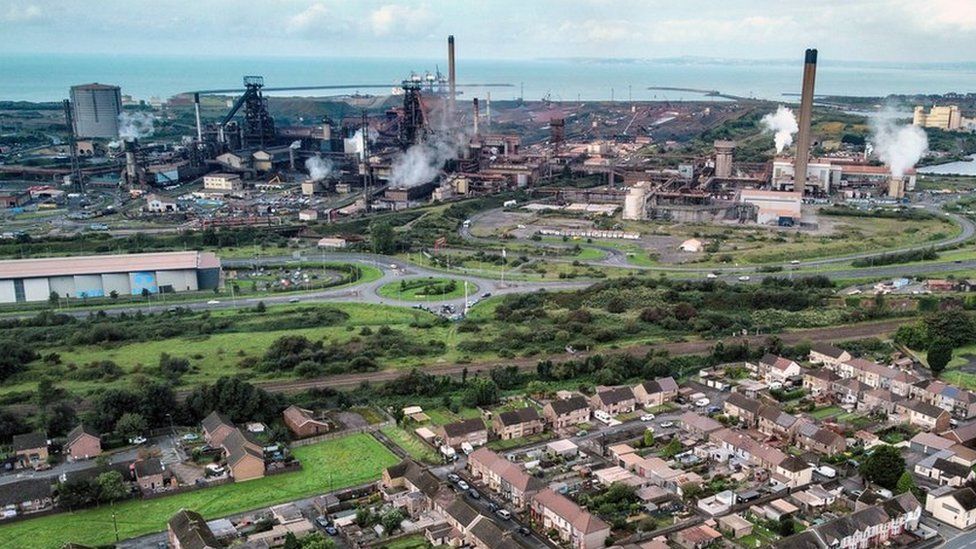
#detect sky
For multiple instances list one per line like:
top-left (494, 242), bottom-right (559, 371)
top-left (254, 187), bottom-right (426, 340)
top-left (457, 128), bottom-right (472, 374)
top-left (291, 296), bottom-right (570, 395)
top-left (2, 0), bottom-right (976, 63)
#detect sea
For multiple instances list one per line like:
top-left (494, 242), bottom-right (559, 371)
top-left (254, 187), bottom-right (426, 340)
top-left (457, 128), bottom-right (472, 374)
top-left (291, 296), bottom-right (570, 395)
top-left (3, 54), bottom-right (976, 104)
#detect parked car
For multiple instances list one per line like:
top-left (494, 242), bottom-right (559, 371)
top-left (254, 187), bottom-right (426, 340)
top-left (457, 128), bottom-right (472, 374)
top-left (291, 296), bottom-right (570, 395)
top-left (288, 297), bottom-right (300, 303)
top-left (128, 436), bottom-right (147, 445)
top-left (488, 502), bottom-right (499, 512)
top-left (694, 398), bottom-right (710, 407)
top-left (315, 516), bottom-right (331, 529)
top-left (706, 272), bottom-right (718, 279)
top-left (181, 433), bottom-right (199, 441)
top-left (517, 526), bottom-right (531, 536)
top-left (640, 414), bottom-right (655, 422)
top-left (33, 462), bottom-right (51, 471)
top-left (456, 480), bottom-right (470, 491)
top-left (447, 473), bottom-right (460, 483)
top-left (496, 509), bottom-right (512, 520)
top-left (468, 489), bottom-right (480, 499)
top-left (659, 421), bottom-right (675, 428)
top-left (325, 525), bottom-right (338, 536)
top-left (207, 299), bottom-right (220, 305)
top-left (737, 276), bottom-right (750, 282)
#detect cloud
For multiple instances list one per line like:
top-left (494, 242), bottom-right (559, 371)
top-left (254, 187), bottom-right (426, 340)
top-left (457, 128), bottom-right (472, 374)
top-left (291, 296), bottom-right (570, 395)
top-left (899, 0), bottom-right (976, 31)
top-left (287, 3), bottom-right (330, 33)
top-left (3, 4), bottom-right (42, 22)
top-left (369, 4), bottom-right (432, 36)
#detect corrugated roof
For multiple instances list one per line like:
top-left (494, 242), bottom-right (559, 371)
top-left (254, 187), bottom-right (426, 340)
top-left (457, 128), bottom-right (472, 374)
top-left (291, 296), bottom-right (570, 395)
top-left (0, 251), bottom-right (220, 280)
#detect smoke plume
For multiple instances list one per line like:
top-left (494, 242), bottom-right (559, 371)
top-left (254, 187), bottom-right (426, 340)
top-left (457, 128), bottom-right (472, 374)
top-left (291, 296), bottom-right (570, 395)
top-left (390, 132), bottom-right (467, 188)
top-left (305, 156), bottom-right (334, 181)
top-left (289, 140), bottom-right (301, 150)
top-left (117, 112), bottom-right (155, 141)
top-left (869, 108), bottom-right (928, 177)
top-left (761, 106), bottom-right (799, 154)
top-left (345, 128), bottom-right (378, 160)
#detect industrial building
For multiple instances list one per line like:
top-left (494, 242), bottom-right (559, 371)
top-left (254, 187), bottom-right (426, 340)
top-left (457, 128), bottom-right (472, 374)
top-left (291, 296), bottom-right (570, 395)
top-left (914, 105), bottom-right (962, 131)
top-left (0, 251), bottom-right (221, 304)
top-left (69, 83), bottom-right (123, 138)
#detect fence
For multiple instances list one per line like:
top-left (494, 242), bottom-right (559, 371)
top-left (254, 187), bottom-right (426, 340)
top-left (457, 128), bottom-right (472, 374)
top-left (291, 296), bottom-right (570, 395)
top-left (141, 477), bottom-right (234, 500)
top-left (290, 419), bottom-right (393, 448)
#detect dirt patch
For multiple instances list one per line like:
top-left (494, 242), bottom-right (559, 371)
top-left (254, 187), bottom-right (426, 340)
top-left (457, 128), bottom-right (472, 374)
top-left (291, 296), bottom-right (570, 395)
top-left (335, 411), bottom-right (369, 430)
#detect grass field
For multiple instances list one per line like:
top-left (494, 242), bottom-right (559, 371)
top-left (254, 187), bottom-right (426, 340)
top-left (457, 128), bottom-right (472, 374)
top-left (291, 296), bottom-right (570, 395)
top-left (377, 533), bottom-right (433, 549)
top-left (809, 406), bottom-right (843, 420)
top-left (423, 407), bottom-right (483, 426)
top-left (380, 425), bottom-right (441, 464)
top-left (377, 277), bottom-right (476, 301)
top-left (0, 433), bottom-right (398, 549)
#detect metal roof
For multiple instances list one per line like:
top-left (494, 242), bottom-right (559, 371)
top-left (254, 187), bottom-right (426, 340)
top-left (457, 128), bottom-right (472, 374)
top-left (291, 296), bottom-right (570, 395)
top-left (0, 251), bottom-right (220, 280)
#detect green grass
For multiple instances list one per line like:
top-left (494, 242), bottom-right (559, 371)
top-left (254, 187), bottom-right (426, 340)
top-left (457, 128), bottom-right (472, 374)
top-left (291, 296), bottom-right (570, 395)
top-left (809, 406), bottom-right (843, 420)
top-left (0, 433), bottom-right (399, 549)
top-left (486, 432), bottom-right (554, 451)
top-left (350, 406), bottom-right (387, 425)
top-left (377, 277), bottom-right (477, 301)
top-left (377, 533), bottom-right (434, 549)
top-left (423, 407), bottom-right (483, 426)
top-left (380, 426), bottom-right (441, 464)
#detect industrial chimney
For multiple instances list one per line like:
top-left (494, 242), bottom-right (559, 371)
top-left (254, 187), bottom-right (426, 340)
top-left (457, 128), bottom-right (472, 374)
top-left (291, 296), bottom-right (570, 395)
top-left (448, 35), bottom-right (456, 114)
top-left (794, 48), bottom-right (817, 191)
top-left (473, 98), bottom-right (480, 135)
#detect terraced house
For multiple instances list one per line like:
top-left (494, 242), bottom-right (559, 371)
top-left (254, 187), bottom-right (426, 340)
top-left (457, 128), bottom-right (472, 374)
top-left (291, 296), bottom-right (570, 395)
top-left (530, 488), bottom-right (610, 549)
top-left (632, 376), bottom-right (679, 407)
top-left (778, 492), bottom-right (921, 548)
top-left (467, 448), bottom-right (543, 509)
top-left (542, 396), bottom-right (590, 431)
top-left (808, 343), bottom-right (852, 369)
top-left (912, 379), bottom-right (976, 419)
top-left (492, 407), bottom-right (544, 440)
top-left (589, 386), bottom-right (636, 416)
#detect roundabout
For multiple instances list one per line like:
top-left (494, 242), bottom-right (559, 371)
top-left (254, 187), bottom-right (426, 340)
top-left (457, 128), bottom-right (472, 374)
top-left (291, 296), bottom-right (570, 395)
top-left (377, 276), bottom-right (478, 302)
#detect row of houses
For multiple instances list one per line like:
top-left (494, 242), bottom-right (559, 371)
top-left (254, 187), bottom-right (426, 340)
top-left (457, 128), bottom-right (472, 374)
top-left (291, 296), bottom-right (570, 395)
top-left (778, 492), bottom-right (922, 548)
top-left (724, 392), bottom-right (847, 454)
top-left (435, 377), bottom-right (679, 449)
top-left (200, 412), bottom-right (266, 482)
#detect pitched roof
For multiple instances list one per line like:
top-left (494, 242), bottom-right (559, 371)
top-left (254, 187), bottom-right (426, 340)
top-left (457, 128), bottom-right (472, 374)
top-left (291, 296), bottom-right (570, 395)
top-left (759, 405), bottom-right (797, 429)
top-left (910, 432), bottom-right (955, 451)
top-left (639, 376), bottom-right (678, 395)
top-left (167, 509), bottom-right (223, 549)
top-left (201, 411), bottom-right (234, 434)
top-left (594, 386), bottom-right (635, 405)
top-left (726, 392), bottom-right (763, 415)
top-left (66, 424), bottom-right (100, 446)
top-left (761, 354), bottom-right (798, 371)
top-left (933, 457), bottom-right (972, 479)
top-left (11, 432), bottom-right (47, 451)
top-left (496, 407), bottom-right (541, 427)
top-left (810, 343), bottom-right (847, 359)
top-left (804, 369), bottom-right (840, 383)
top-left (943, 487), bottom-right (976, 511)
top-left (779, 456), bottom-right (811, 473)
top-left (900, 399), bottom-right (950, 419)
top-left (134, 458), bottom-right (164, 478)
top-left (678, 411), bottom-right (723, 433)
top-left (946, 421), bottom-right (976, 444)
top-left (470, 447), bottom-right (543, 493)
top-left (546, 396), bottom-right (589, 416)
top-left (0, 478), bottom-right (51, 506)
top-left (282, 405), bottom-right (328, 428)
top-left (222, 428), bottom-right (264, 468)
top-left (532, 488), bottom-right (609, 534)
top-left (442, 418), bottom-right (487, 438)
top-left (385, 459), bottom-right (443, 499)
top-left (445, 497), bottom-right (482, 528)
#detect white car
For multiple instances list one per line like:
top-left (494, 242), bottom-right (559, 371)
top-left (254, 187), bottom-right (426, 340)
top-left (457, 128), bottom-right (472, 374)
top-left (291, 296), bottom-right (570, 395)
top-left (207, 299), bottom-right (220, 305)
top-left (456, 480), bottom-right (470, 491)
top-left (659, 421), bottom-right (675, 429)
top-left (737, 276), bottom-right (750, 282)
top-left (182, 433), bottom-right (199, 441)
top-left (694, 398), bottom-right (710, 407)
top-left (496, 509), bottom-right (512, 520)
top-left (790, 260), bottom-right (800, 265)
top-left (128, 436), bottom-right (147, 445)
top-left (640, 414), bottom-right (655, 422)
top-left (706, 273), bottom-right (718, 279)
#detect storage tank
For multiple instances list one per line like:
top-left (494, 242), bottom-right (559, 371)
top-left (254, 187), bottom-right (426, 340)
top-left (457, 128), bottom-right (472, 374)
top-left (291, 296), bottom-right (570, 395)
top-left (70, 83), bottom-right (122, 138)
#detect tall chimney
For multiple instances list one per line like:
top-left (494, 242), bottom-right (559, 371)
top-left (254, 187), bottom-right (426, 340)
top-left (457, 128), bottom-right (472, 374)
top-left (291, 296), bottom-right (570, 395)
top-left (448, 35), bottom-right (456, 114)
top-left (193, 92), bottom-right (202, 142)
top-left (794, 48), bottom-right (817, 192)
top-left (472, 98), bottom-right (480, 135)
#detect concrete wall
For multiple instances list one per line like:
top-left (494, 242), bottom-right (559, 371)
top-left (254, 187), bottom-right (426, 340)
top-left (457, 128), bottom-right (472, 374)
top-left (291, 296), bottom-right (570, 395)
top-left (101, 273), bottom-right (131, 296)
top-left (0, 280), bottom-right (15, 303)
top-left (23, 278), bottom-right (50, 302)
top-left (49, 276), bottom-right (75, 298)
top-left (129, 271), bottom-right (158, 295)
top-left (73, 274), bottom-right (104, 298)
top-left (156, 269), bottom-right (198, 292)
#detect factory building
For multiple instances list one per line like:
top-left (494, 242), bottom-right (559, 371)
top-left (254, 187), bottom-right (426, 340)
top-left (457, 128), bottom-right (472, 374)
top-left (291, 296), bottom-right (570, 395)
top-left (914, 105), bottom-right (962, 131)
top-left (738, 190), bottom-right (802, 226)
top-left (771, 159), bottom-right (916, 196)
top-left (0, 251), bottom-right (221, 304)
top-left (69, 83), bottom-right (123, 139)
top-left (203, 173), bottom-right (243, 192)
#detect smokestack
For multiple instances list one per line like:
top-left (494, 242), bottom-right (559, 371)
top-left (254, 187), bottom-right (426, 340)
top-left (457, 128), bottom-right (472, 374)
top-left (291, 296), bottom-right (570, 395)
top-left (486, 92), bottom-right (491, 131)
top-left (473, 98), bottom-right (480, 135)
top-left (794, 48), bottom-right (817, 191)
top-left (124, 139), bottom-right (139, 184)
top-left (448, 35), bottom-right (456, 114)
top-left (193, 93), bottom-right (202, 142)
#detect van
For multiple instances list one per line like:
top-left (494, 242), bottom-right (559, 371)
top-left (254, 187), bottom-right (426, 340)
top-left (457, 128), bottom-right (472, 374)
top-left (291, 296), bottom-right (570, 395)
top-left (594, 410), bottom-right (613, 424)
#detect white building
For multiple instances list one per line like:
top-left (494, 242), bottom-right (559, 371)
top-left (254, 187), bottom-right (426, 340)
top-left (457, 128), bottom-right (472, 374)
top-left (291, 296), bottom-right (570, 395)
top-left (203, 173), bottom-right (243, 192)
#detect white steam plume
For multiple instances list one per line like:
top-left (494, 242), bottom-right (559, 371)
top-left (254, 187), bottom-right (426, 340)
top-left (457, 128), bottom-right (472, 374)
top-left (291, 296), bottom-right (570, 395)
top-left (305, 156), bottom-right (334, 182)
top-left (761, 106), bottom-right (799, 154)
top-left (345, 128), bottom-right (378, 160)
top-left (868, 108), bottom-right (928, 177)
top-left (117, 112), bottom-right (155, 141)
top-left (390, 132), bottom-right (467, 188)
top-left (289, 140), bottom-right (301, 150)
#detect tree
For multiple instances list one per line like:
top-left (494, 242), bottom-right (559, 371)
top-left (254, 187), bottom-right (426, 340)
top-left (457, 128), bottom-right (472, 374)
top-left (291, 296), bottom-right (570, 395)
top-left (49, 291), bottom-right (60, 307)
top-left (643, 429), bottom-right (655, 448)
top-left (283, 533), bottom-right (301, 549)
top-left (370, 222), bottom-right (396, 255)
top-left (0, 410), bottom-right (28, 445)
top-left (96, 470), bottom-right (128, 504)
top-left (141, 287), bottom-right (150, 299)
top-left (0, 340), bottom-right (38, 381)
top-left (380, 508), bottom-right (404, 534)
top-left (680, 482), bottom-right (703, 501)
top-left (58, 477), bottom-right (98, 509)
top-left (109, 290), bottom-right (119, 300)
top-left (896, 470), bottom-right (921, 498)
top-left (463, 378), bottom-right (499, 407)
top-left (159, 353), bottom-right (191, 381)
top-left (115, 412), bottom-right (147, 440)
top-left (660, 438), bottom-right (682, 459)
top-left (300, 533), bottom-right (335, 549)
top-left (43, 402), bottom-right (77, 437)
top-left (859, 444), bottom-right (906, 490)
top-left (927, 339), bottom-right (953, 378)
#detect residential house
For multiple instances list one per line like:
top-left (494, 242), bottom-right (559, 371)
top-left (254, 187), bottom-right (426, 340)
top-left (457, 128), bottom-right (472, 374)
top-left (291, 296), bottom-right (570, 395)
top-left (776, 492), bottom-right (921, 548)
top-left (439, 418), bottom-right (488, 449)
top-left (134, 458), bottom-right (166, 492)
top-left (717, 514), bottom-right (753, 539)
top-left (909, 432), bottom-right (956, 455)
top-left (670, 524), bottom-right (722, 549)
top-left (589, 386), bottom-right (637, 416)
top-left (65, 424), bottom-right (101, 461)
top-left (11, 432), bottom-right (48, 469)
top-left (832, 378), bottom-right (870, 405)
top-left (711, 429), bottom-right (788, 471)
top-left (723, 393), bottom-right (763, 426)
top-left (0, 478), bottom-right (53, 515)
top-left (915, 453), bottom-right (975, 487)
top-left (774, 456), bottom-right (814, 489)
top-left (944, 422), bottom-right (976, 445)
top-left (839, 358), bottom-right (917, 395)
top-left (678, 412), bottom-right (723, 438)
top-left (221, 428), bottom-right (264, 482)
top-left (803, 369), bottom-right (841, 397)
top-left (492, 407), bottom-right (544, 440)
top-left (859, 388), bottom-right (901, 414)
top-left (757, 405), bottom-right (799, 439)
top-left (755, 354), bottom-right (801, 384)
top-left (530, 488), bottom-right (611, 549)
top-left (925, 486), bottom-right (976, 529)
top-left (168, 508), bottom-right (224, 549)
top-left (794, 421), bottom-right (846, 455)
top-left (282, 405), bottom-right (332, 438)
top-left (632, 377), bottom-right (679, 408)
top-left (913, 379), bottom-right (976, 419)
top-left (466, 515), bottom-right (528, 549)
top-left (634, 456), bottom-right (704, 496)
top-left (381, 459), bottom-right (447, 516)
top-left (790, 485), bottom-right (837, 512)
top-left (201, 411), bottom-right (236, 447)
top-left (896, 399), bottom-right (952, 432)
top-left (468, 448), bottom-right (543, 509)
top-left (542, 396), bottom-right (590, 431)
top-left (808, 343), bottom-right (852, 369)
